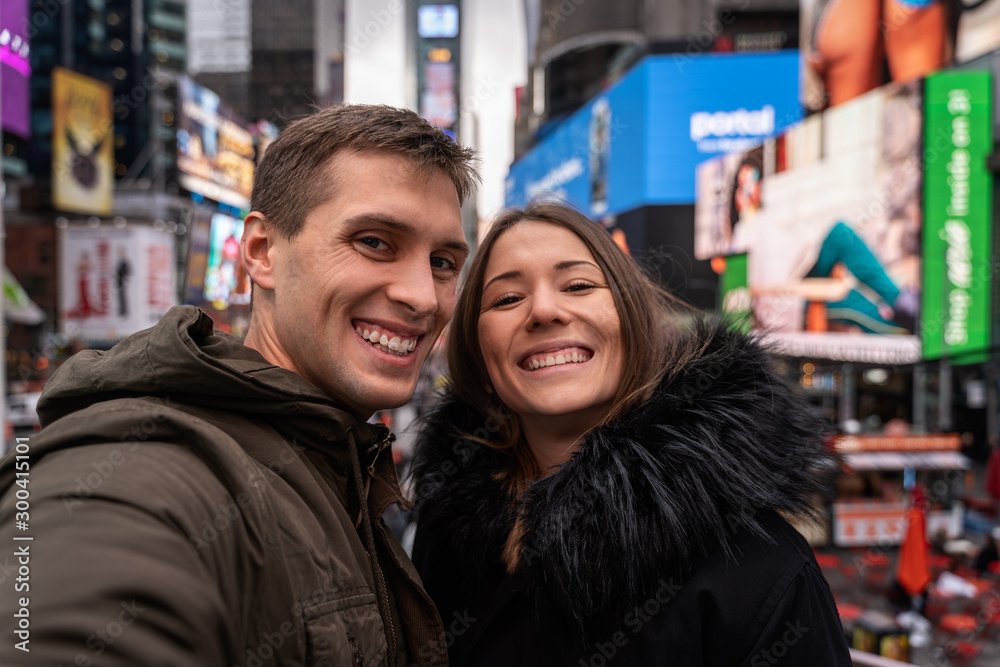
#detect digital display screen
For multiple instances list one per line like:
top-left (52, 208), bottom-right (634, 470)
top-left (418, 5), bottom-right (459, 38)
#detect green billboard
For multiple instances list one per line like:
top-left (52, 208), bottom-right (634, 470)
top-left (719, 253), bottom-right (751, 333)
top-left (922, 71), bottom-right (993, 362)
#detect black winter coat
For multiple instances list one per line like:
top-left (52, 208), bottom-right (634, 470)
top-left (409, 323), bottom-right (853, 666)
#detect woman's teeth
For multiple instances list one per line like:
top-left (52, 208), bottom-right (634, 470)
top-left (525, 351), bottom-right (590, 370)
top-left (356, 326), bottom-right (417, 356)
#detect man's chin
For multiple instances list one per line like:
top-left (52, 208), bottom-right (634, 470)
top-left (352, 381), bottom-right (419, 417)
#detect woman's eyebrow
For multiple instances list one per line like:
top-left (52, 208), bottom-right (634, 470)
top-left (483, 270), bottom-right (521, 292)
top-left (555, 260), bottom-right (600, 271)
top-left (483, 260), bottom-right (601, 292)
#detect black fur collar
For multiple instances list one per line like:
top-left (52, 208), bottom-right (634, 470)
top-left (410, 321), bottom-right (838, 640)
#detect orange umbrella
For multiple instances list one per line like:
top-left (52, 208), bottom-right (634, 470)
top-left (896, 492), bottom-right (931, 596)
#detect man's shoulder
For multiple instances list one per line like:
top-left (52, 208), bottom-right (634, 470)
top-left (4, 396), bottom-right (267, 512)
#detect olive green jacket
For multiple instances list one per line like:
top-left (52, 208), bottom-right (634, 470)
top-left (0, 306), bottom-right (446, 666)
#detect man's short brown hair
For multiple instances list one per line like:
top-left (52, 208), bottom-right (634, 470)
top-left (251, 104), bottom-right (480, 238)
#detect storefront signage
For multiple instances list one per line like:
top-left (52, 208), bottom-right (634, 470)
top-left (833, 502), bottom-right (907, 547)
top-left (922, 71), bottom-right (992, 361)
top-left (833, 434), bottom-right (962, 453)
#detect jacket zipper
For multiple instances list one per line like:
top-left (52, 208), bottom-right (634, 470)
top-left (366, 433), bottom-right (398, 664)
top-left (375, 558), bottom-right (397, 664)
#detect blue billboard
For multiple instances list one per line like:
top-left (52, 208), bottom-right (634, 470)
top-left (505, 51), bottom-right (802, 216)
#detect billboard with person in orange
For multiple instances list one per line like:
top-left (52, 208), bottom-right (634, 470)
top-left (801, 0), bottom-right (1000, 111)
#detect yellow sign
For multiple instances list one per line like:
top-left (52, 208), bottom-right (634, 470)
top-left (428, 47), bottom-right (452, 62)
top-left (52, 67), bottom-right (114, 215)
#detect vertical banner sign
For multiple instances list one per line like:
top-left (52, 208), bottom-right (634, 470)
top-left (1, 0), bottom-right (32, 138)
top-left (52, 67), bottom-right (114, 216)
top-left (923, 71), bottom-right (993, 361)
top-left (719, 253), bottom-right (751, 332)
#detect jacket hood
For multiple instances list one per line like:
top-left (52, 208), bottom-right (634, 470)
top-left (38, 306), bottom-right (386, 450)
top-left (410, 320), bottom-right (839, 642)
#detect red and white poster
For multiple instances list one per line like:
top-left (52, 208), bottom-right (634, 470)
top-left (59, 225), bottom-right (176, 341)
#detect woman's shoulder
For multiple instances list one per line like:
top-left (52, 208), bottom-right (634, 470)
top-left (637, 510), bottom-right (849, 666)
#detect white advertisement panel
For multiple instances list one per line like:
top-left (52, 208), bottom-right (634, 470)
top-left (60, 225), bottom-right (176, 341)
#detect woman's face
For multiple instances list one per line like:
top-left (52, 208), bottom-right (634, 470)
top-left (477, 220), bottom-right (624, 424)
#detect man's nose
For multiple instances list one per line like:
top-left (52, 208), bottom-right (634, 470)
top-left (387, 259), bottom-right (439, 317)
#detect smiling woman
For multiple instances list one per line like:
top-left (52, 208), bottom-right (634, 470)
top-left (410, 201), bottom-right (852, 666)
top-left (476, 221), bottom-right (626, 474)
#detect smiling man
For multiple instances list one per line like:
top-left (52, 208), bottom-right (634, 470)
top-left (0, 105), bottom-right (478, 667)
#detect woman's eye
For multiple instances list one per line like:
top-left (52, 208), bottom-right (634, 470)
top-left (490, 294), bottom-right (521, 308)
top-left (566, 281), bottom-right (597, 292)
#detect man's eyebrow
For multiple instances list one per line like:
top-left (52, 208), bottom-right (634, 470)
top-left (482, 260), bottom-right (600, 292)
top-left (342, 212), bottom-right (470, 254)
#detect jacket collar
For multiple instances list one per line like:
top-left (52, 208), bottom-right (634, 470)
top-left (410, 321), bottom-right (838, 639)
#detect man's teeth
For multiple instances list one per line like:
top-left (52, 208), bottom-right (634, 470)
top-left (356, 326), bottom-right (417, 356)
top-left (526, 351), bottom-right (590, 370)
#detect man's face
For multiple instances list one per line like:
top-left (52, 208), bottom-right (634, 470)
top-left (260, 150), bottom-right (467, 417)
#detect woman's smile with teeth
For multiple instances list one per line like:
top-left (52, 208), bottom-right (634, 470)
top-left (355, 325), bottom-right (418, 356)
top-left (523, 349), bottom-right (591, 371)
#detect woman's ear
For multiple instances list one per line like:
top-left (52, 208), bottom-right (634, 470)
top-left (241, 212), bottom-right (277, 292)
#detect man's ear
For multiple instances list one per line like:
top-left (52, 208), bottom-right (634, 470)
top-left (241, 211), bottom-right (278, 291)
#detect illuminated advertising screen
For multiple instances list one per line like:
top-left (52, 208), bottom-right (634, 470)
top-left (421, 62), bottom-right (457, 128)
top-left (177, 76), bottom-right (255, 209)
top-left (202, 213), bottom-right (250, 308)
top-left (52, 67), bottom-right (114, 215)
top-left (505, 51), bottom-right (802, 218)
top-left (801, 0), bottom-right (1000, 112)
top-left (418, 5), bottom-right (459, 38)
top-left (1, 0), bottom-right (30, 137)
top-left (59, 225), bottom-right (176, 341)
top-left (922, 71), bottom-right (993, 363)
top-left (183, 211), bottom-right (213, 305)
top-left (695, 82), bottom-right (925, 364)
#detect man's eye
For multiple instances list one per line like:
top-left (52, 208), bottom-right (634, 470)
top-left (431, 256), bottom-right (456, 271)
top-left (359, 237), bottom-right (388, 250)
